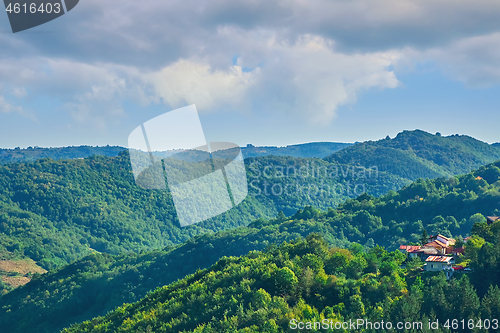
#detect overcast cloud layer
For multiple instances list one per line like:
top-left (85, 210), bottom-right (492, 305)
top-left (1, 0), bottom-right (500, 138)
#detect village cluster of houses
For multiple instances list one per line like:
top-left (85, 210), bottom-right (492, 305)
top-left (400, 234), bottom-right (463, 273)
top-left (400, 215), bottom-right (499, 275)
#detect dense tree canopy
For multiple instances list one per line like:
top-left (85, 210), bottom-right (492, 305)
top-left (62, 230), bottom-right (500, 333)
top-left (1, 160), bottom-right (499, 332)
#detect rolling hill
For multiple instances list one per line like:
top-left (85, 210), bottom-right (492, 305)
top-left (0, 151), bottom-right (408, 270)
top-left (0, 142), bottom-right (351, 165)
top-left (0, 130), bottom-right (499, 272)
top-left (0, 129), bottom-right (499, 332)
top-left (0, 146), bottom-right (126, 165)
top-left (326, 130), bottom-right (500, 181)
top-left (241, 142), bottom-right (352, 158)
top-left (1, 160), bottom-right (499, 333)
top-left (59, 229), bottom-right (500, 333)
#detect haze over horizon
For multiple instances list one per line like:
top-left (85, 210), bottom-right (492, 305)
top-left (1, 129), bottom-right (499, 150)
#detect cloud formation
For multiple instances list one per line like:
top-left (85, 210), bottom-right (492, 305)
top-left (0, 0), bottom-right (499, 128)
top-left (0, 96), bottom-right (22, 114)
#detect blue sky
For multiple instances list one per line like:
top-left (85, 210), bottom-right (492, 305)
top-left (1, 0), bottom-right (500, 149)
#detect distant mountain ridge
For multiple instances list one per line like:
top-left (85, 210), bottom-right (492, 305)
top-left (325, 130), bottom-right (500, 181)
top-left (0, 146), bottom-right (126, 165)
top-left (0, 151), bottom-right (408, 271)
top-left (241, 142), bottom-right (352, 158)
top-left (2, 133), bottom-right (494, 165)
top-left (0, 142), bottom-right (351, 164)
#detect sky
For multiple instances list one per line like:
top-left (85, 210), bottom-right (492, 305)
top-left (0, 0), bottom-right (500, 149)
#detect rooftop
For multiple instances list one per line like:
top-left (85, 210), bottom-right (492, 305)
top-left (426, 256), bottom-right (453, 263)
top-left (415, 247), bottom-right (440, 254)
top-left (427, 240), bottom-right (447, 248)
top-left (399, 245), bottom-right (421, 252)
top-left (487, 216), bottom-right (500, 224)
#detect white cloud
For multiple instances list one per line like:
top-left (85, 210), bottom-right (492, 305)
top-left (1, 0), bottom-right (500, 130)
top-left (0, 96), bottom-right (23, 114)
top-left (269, 35), bottom-right (400, 123)
top-left (12, 87), bottom-right (27, 98)
top-left (421, 33), bottom-right (500, 86)
top-left (144, 60), bottom-right (258, 112)
top-left (0, 32), bottom-right (401, 126)
top-left (0, 95), bottom-right (36, 121)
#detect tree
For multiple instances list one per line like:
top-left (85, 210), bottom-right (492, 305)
top-left (349, 243), bottom-right (364, 255)
top-left (406, 256), bottom-right (423, 271)
top-left (420, 229), bottom-right (429, 246)
top-left (454, 235), bottom-right (465, 249)
top-left (274, 267), bottom-right (298, 293)
top-left (276, 211), bottom-right (286, 222)
top-left (471, 222), bottom-right (493, 242)
top-left (481, 285), bottom-right (500, 319)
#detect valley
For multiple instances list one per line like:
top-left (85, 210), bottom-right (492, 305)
top-left (0, 130), bottom-right (499, 332)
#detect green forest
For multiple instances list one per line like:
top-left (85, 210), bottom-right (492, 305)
top-left (0, 130), bottom-right (500, 332)
top-left (0, 146), bottom-right (126, 165)
top-left (0, 130), bottom-right (498, 271)
top-left (60, 223), bottom-right (500, 333)
top-left (326, 130), bottom-right (500, 180)
top-left (0, 146), bottom-right (405, 269)
top-left (0, 158), bottom-right (499, 332)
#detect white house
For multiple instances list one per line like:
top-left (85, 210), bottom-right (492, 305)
top-left (424, 256), bottom-right (454, 271)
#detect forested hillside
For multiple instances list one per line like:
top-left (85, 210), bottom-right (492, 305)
top-left (62, 226), bottom-right (500, 333)
top-left (1, 161), bottom-right (499, 333)
top-left (0, 151), bottom-right (408, 270)
top-left (241, 142), bottom-right (352, 158)
top-left (0, 130), bottom-right (497, 270)
top-left (0, 154), bottom-right (277, 269)
top-left (0, 130), bottom-right (497, 271)
top-left (326, 130), bottom-right (500, 180)
top-left (0, 130), bottom-right (499, 332)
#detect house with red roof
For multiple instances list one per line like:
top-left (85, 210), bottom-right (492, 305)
top-left (400, 234), bottom-right (457, 260)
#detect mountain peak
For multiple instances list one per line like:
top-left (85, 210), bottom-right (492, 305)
top-left (325, 130), bottom-right (500, 181)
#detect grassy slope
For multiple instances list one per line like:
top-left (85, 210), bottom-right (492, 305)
top-left (0, 259), bottom-right (46, 294)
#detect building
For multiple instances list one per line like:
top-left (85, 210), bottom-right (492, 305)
top-left (487, 216), bottom-right (499, 225)
top-left (427, 235), bottom-right (456, 248)
top-left (411, 246), bottom-right (440, 260)
top-left (425, 256), bottom-right (454, 271)
top-left (399, 245), bottom-right (421, 255)
top-left (400, 234), bottom-right (458, 260)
